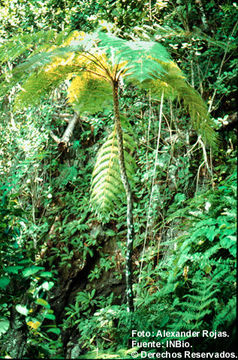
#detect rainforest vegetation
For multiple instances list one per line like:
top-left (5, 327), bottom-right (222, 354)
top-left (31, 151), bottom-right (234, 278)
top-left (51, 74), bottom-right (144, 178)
top-left (0, 0), bottom-right (237, 358)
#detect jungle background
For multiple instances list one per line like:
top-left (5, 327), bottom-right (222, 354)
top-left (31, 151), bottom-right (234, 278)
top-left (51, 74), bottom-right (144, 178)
top-left (0, 0), bottom-right (237, 358)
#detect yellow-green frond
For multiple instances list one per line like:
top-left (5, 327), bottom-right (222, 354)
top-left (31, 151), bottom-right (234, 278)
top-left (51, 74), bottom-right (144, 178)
top-left (14, 65), bottom-right (80, 109)
top-left (67, 72), bottom-right (113, 114)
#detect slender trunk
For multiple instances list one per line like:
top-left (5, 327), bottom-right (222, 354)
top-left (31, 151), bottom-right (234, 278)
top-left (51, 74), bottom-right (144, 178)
top-left (113, 80), bottom-right (134, 313)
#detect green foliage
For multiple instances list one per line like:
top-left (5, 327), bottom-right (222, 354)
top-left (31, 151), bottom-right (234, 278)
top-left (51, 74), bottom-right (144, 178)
top-left (0, 1), bottom-right (236, 358)
top-left (0, 30), bottom-right (59, 64)
top-left (69, 72), bottom-right (113, 114)
top-left (133, 162), bottom-right (236, 349)
top-left (0, 28), bottom-right (217, 149)
top-left (0, 184), bottom-right (62, 357)
top-left (91, 127), bottom-right (136, 214)
top-left (98, 31), bottom-right (172, 82)
top-left (171, 274), bottom-right (220, 329)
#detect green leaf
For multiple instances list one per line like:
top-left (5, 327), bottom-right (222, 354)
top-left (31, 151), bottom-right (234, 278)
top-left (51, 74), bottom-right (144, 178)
top-left (22, 266), bottom-right (45, 278)
top-left (91, 127), bottom-right (136, 214)
top-left (39, 271), bottom-right (53, 278)
top-left (46, 327), bottom-right (61, 335)
top-left (105, 229), bottom-right (116, 237)
top-left (44, 313), bottom-right (56, 320)
top-left (41, 281), bottom-right (54, 291)
top-left (98, 32), bottom-right (171, 82)
top-left (0, 276), bottom-right (10, 290)
top-left (67, 72), bottom-right (113, 115)
top-left (16, 304), bottom-right (29, 316)
top-left (0, 318), bottom-right (10, 335)
top-left (4, 266), bottom-right (24, 274)
top-left (35, 298), bottom-right (50, 309)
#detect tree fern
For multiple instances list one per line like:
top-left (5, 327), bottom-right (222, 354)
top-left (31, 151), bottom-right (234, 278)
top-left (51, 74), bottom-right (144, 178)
top-left (1, 29), bottom-right (217, 147)
top-left (91, 127), bottom-right (136, 214)
top-left (0, 28), bottom-right (219, 313)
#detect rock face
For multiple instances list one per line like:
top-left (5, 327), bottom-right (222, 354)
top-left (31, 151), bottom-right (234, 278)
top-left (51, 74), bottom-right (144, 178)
top-left (1, 308), bottom-right (28, 358)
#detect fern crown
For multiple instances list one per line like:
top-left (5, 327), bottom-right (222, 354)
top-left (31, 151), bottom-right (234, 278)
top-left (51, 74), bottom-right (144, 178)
top-left (0, 29), bottom-right (216, 147)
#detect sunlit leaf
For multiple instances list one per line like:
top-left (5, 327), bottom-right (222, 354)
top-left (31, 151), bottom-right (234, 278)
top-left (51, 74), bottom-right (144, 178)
top-left (35, 298), bottom-right (50, 309)
top-left (44, 313), bottom-right (56, 320)
top-left (22, 266), bottom-right (45, 277)
top-left (46, 327), bottom-right (61, 335)
top-left (41, 281), bottom-right (54, 291)
top-left (16, 304), bottom-right (29, 316)
top-left (27, 320), bottom-right (41, 330)
top-left (0, 318), bottom-right (10, 335)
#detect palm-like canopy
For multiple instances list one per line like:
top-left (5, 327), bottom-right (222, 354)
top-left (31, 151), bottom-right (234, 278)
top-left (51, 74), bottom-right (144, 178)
top-left (0, 30), bottom-right (216, 146)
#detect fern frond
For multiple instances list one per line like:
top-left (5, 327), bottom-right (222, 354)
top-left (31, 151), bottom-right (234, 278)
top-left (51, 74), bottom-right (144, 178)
top-left (141, 62), bottom-right (217, 148)
top-left (213, 296), bottom-right (236, 329)
top-left (0, 46), bottom-right (84, 101)
top-left (0, 30), bottom-right (89, 101)
top-left (14, 65), bottom-right (80, 109)
top-left (67, 72), bottom-right (113, 114)
top-left (91, 127), bottom-right (136, 214)
top-left (0, 30), bottom-right (61, 65)
top-left (97, 32), bottom-right (171, 82)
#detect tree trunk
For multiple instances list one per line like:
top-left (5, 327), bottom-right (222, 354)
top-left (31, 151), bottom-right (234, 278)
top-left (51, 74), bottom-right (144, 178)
top-left (112, 80), bottom-right (134, 313)
top-left (50, 112), bottom-right (80, 147)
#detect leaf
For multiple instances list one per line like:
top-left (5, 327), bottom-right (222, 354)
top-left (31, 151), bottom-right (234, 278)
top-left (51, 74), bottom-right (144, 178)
top-left (41, 281), bottom-right (54, 291)
top-left (22, 266), bottom-right (45, 277)
top-left (39, 271), bottom-right (53, 278)
top-left (0, 276), bottom-right (10, 290)
top-left (46, 327), bottom-right (61, 335)
top-left (0, 318), bottom-right (10, 335)
top-left (105, 229), bottom-right (116, 237)
top-left (91, 126), bottom-right (136, 214)
top-left (35, 298), bottom-right (50, 309)
top-left (16, 304), bottom-right (29, 316)
top-left (67, 72), bottom-right (113, 114)
top-left (27, 320), bottom-right (41, 330)
top-left (98, 32), bottom-right (171, 82)
top-left (141, 64), bottom-right (217, 148)
top-left (44, 313), bottom-right (56, 320)
top-left (4, 266), bottom-right (24, 274)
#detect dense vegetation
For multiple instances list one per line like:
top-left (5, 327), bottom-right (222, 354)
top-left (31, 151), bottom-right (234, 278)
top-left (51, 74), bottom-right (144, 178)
top-left (0, 0), bottom-right (237, 359)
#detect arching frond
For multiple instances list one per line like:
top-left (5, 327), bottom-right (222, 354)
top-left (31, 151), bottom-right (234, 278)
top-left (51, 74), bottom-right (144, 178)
top-left (14, 65), bottom-right (80, 109)
top-left (141, 62), bottom-right (217, 148)
top-left (0, 29), bottom-right (217, 148)
top-left (0, 30), bottom-right (62, 65)
top-left (67, 72), bottom-right (113, 114)
top-left (91, 127), bottom-right (136, 214)
top-left (97, 32), bottom-right (172, 82)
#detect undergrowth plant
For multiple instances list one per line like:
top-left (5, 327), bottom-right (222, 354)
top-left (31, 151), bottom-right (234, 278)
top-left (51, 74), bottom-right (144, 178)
top-left (133, 160), bottom-right (236, 351)
top-left (0, 186), bottom-right (62, 358)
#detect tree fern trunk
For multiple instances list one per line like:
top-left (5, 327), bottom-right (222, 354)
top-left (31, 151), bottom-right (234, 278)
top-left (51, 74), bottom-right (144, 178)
top-left (113, 80), bottom-right (134, 313)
